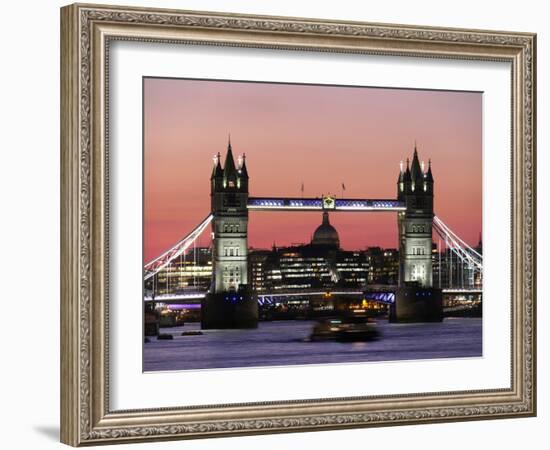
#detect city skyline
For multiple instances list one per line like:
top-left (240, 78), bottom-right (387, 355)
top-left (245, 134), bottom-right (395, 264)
top-left (144, 78), bottom-right (482, 263)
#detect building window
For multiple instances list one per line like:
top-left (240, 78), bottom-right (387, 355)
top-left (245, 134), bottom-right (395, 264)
top-left (411, 264), bottom-right (426, 281)
top-left (223, 224), bottom-right (240, 233)
top-left (412, 224), bottom-right (427, 233)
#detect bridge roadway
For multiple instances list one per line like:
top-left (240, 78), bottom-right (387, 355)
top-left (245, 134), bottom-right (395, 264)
top-left (144, 287), bottom-right (482, 305)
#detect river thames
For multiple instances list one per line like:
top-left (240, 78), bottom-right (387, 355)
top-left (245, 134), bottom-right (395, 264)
top-left (143, 317), bottom-right (482, 372)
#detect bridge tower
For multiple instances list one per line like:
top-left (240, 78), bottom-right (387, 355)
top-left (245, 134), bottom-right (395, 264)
top-left (201, 139), bottom-right (258, 329)
top-left (392, 146), bottom-right (442, 322)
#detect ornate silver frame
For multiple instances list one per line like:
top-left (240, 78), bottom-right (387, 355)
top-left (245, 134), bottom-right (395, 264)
top-left (60, 3), bottom-right (536, 446)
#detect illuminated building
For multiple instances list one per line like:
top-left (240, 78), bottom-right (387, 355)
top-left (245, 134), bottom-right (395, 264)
top-left (147, 247), bottom-right (212, 295)
top-left (433, 236), bottom-right (483, 289)
top-left (248, 250), bottom-right (271, 293)
top-left (248, 213), bottom-right (401, 293)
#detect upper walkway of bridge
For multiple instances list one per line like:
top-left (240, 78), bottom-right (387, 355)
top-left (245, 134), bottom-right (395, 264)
top-left (247, 197), bottom-right (405, 212)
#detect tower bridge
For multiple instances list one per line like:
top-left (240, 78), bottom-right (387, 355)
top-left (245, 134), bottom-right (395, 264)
top-left (144, 139), bottom-right (483, 328)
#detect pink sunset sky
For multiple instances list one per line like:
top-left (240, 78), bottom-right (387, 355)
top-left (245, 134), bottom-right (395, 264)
top-left (144, 78), bottom-right (482, 263)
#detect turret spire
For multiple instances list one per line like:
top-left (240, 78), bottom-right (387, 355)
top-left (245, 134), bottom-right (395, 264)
top-left (410, 143), bottom-right (422, 181)
top-left (211, 152), bottom-right (223, 179)
top-left (426, 158), bottom-right (434, 182)
top-left (403, 158), bottom-right (411, 183)
top-left (223, 138), bottom-right (237, 177)
top-left (211, 154), bottom-right (218, 178)
top-left (397, 160), bottom-right (405, 184)
top-left (239, 153), bottom-right (249, 178)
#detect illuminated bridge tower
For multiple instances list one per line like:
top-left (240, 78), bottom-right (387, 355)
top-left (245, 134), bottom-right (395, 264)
top-left (201, 139), bottom-right (258, 329)
top-left (392, 146), bottom-right (442, 322)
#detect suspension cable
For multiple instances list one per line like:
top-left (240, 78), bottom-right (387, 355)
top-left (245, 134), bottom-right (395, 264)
top-left (144, 213), bottom-right (213, 281)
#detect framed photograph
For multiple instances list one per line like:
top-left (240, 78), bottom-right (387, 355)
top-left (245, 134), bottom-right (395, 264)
top-left (60, 3), bottom-right (536, 446)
